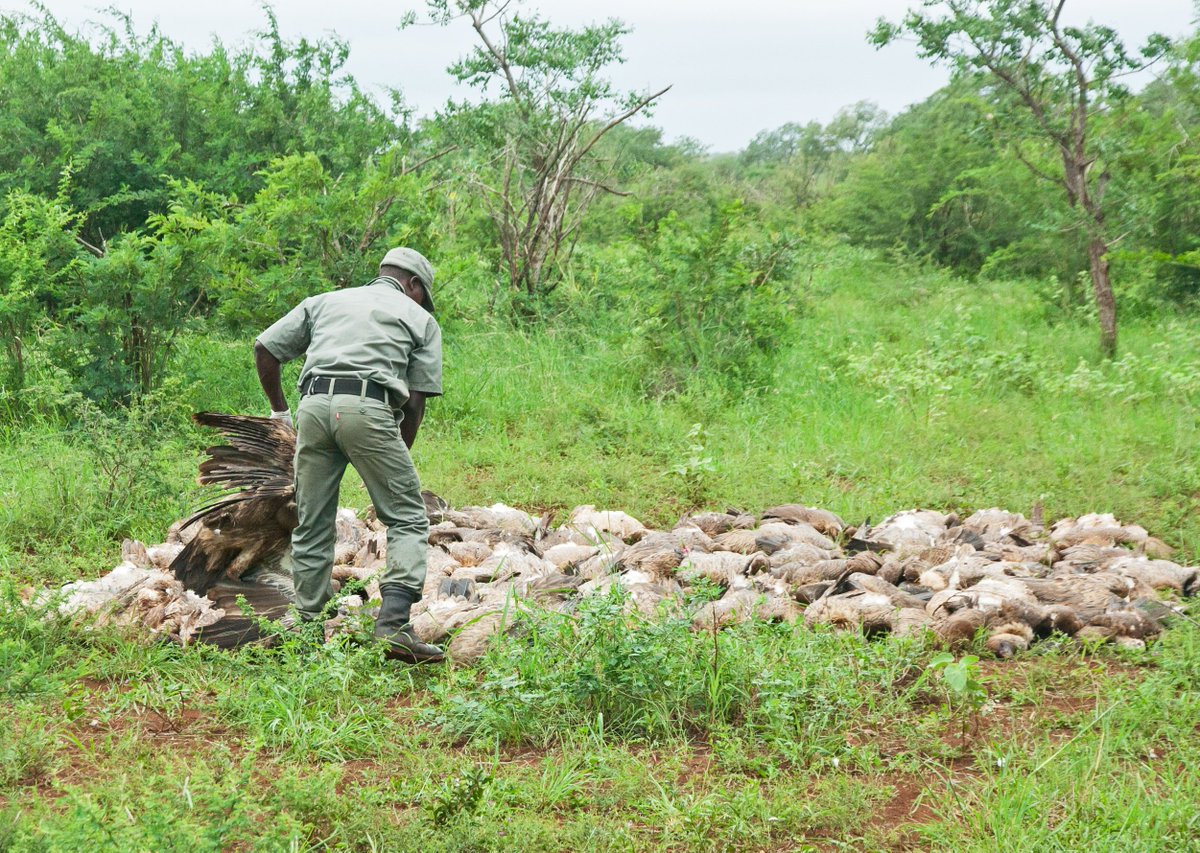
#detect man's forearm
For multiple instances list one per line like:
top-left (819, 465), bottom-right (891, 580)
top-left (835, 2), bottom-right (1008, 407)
top-left (400, 392), bottom-right (426, 449)
top-left (255, 342), bottom-right (289, 412)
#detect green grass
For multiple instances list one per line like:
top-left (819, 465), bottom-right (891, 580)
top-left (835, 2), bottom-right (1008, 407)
top-left (0, 583), bottom-right (1196, 851)
top-left (5, 248), bottom-right (1200, 582)
top-left (2, 249), bottom-right (1199, 849)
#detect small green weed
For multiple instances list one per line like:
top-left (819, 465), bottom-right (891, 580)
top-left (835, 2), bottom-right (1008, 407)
top-left (425, 765), bottom-right (493, 826)
top-left (0, 710), bottom-right (60, 790)
top-left (669, 423), bottom-right (717, 506)
top-left (922, 652), bottom-right (989, 737)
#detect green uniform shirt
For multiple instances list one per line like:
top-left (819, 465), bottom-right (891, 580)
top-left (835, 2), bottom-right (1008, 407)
top-left (256, 277), bottom-right (443, 404)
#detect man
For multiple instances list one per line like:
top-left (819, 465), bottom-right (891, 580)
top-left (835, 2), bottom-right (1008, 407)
top-left (254, 246), bottom-right (445, 664)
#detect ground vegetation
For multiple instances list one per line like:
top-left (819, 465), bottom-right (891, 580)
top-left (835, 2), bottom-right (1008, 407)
top-left (2, 3), bottom-right (1199, 848)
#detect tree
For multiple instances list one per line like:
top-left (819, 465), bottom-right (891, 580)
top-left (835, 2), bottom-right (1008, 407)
top-left (821, 81), bottom-right (1053, 274)
top-left (635, 202), bottom-right (799, 393)
top-left (0, 7), bottom-right (403, 244)
top-left (740, 103), bottom-right (888, 208)
top-left (62, 180), bottom-right (224, 399)
top-left (419, 1), bottom-right (669, 306)
top-left (740, 121), bottom-right (834, 207)
top-left (872, 1), bottom-right (1170, 357)
top-left (825, 100), bottom-right (890, 154)
top-left (209, 150), bottom-right (444, 328)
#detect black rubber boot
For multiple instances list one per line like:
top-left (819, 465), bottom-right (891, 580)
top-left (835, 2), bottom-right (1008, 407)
top-left (374, 586), bottom-right (445, 664)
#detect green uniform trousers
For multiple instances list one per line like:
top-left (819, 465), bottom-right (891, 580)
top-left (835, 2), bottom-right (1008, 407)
top-left (290, 392), bottom-right (428, 620)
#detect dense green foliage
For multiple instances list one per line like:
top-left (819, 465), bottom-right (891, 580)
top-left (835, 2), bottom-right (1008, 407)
top-left (3, 3), bottom-right (1200, 404)
top-left (0, 9), bottom-right (401, 238)
top-left (3, 3), bottom-right (1200, 848)
top-left (2, 4), bottom-right (1200, 405)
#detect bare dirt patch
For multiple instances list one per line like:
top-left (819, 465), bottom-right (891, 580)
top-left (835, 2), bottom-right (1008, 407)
top-left (869, 774), bottom-right (939, 850)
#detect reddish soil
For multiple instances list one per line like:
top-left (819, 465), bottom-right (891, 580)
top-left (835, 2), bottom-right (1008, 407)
top-left (676, 745), bottom-right (715, 784)
top-left (845, 653), bottom-right (1150, 850)
top-left (13, 651), bottom-right (1157, 852)
top-left (871, 774), bottom-right (939, 850)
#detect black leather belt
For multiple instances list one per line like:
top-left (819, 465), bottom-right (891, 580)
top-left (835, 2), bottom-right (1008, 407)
top-left (302, 376), bottom-right (389, 403)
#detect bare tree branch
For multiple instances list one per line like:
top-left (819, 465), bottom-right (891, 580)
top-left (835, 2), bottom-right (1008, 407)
top-left (443, 1), bottom-right (668, 305)
top-left (75, 234), bottom-right (104, 257)
top-left (572, 86), bottom-right (672, 167)
top-left (564, 176), bottom-right (632, 196)
top-left (470, 6), bottom-right (527, 119)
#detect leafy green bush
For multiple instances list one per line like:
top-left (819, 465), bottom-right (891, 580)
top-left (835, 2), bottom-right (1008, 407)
top-left (424, 765), bottom-right (493, 826)
top-left (208, 152), bottom-right (439, 330)
top-left (0, 185), bottom-right (83, 393)
top-left (630, 203), bottom-right (802, 395)
top-left (0, 7), bottom-right (402, 242)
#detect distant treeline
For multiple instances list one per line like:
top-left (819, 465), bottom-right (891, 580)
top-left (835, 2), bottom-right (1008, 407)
top-left (1, 4), bottom-right (1198, 406)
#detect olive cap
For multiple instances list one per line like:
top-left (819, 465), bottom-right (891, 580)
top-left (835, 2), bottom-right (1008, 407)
top-left (380, 247), bottom-right (435, 313)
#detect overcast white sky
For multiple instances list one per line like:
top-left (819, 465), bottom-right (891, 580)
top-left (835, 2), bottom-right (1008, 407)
top-left (10, 0), bottom-right (1198, 151)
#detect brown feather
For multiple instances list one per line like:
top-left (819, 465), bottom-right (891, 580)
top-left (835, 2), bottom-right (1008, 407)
top-left (172, 414), bottom-right (297, 594)
top-left (193, 578), bottom-right (294, 649)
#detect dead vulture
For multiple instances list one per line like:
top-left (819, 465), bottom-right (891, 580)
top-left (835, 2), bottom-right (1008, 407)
top-left (169, 412), bottom-right (299, 647)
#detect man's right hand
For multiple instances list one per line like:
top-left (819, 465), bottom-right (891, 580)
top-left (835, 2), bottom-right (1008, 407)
top-left (269, 409), bottom-right (295, 430)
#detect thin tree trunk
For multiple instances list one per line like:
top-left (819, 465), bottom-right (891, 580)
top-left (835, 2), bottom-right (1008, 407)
top-left (1087, 237), bottom-right (1117, 359)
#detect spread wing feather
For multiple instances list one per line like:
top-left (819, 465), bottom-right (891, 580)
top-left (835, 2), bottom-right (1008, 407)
top-left (182, 412), bottom-right (296, 528)
top-left (172, 413), bottom-right (298, 595)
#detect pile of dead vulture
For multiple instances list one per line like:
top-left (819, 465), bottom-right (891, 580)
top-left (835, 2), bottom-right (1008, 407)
top-left (22, 413), bottom-right (1195, 663)
top-left (34, 499), bottom-right (1196, 664)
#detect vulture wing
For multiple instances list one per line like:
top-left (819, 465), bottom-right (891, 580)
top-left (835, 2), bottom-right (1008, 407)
top-left (171, 413), bottom-right (298, 597)
top-left (184, 412), bottom-right (297, 524)
top-left (192, 577), bottom-right (296, 649)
